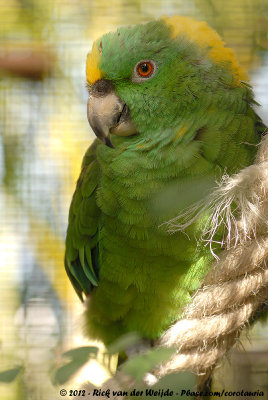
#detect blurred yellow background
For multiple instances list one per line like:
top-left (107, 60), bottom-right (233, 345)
top-left (0, 0), bottom-right (267, 399)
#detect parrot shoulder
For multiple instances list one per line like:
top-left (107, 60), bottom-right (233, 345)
top-left (65, 139), bottom-right (100, 301)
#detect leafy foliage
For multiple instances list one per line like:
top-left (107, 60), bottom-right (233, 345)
top-left (53, 346), bottom-right (98, 385)
top-left (51, 335), bottom-right (196, 399)
top-left (0, 366), bottom-right (23, 383)
top-left (121, 347), bottom-right (175, 382)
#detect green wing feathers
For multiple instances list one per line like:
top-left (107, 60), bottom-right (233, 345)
top-left (65, 140), bottom-right (100, 301)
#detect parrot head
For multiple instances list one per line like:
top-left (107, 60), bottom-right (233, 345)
top-left (86, 16), bottom-right (248, 148)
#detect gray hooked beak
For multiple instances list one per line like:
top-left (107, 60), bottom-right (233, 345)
top-left (87, 79), bottom-right (137, 148)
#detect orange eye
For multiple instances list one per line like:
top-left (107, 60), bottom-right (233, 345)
top-left (137, 61), bottom-right (154, 77)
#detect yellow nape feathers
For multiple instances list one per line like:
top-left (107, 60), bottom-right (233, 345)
top-left (162, 15), bottom-right (248, 84)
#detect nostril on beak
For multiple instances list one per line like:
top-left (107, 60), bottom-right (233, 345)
top-left (91, 79), bottom-right (115, 97)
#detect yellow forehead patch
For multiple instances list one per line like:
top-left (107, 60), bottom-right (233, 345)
top-left (86, 41), bottom-right (103, 85)
top-left (162, 15), bottom-right (248, 84)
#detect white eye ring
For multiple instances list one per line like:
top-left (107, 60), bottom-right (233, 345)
top-left (132, 60), bottom-right (157, 83)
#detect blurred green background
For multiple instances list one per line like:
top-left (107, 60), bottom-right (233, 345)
top-left (0, 0), bottom-right (267, 399)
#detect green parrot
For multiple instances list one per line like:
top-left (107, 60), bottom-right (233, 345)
top-left (65, 16), bottom-right (266, 346)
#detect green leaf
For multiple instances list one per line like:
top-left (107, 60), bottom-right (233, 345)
top-left (53, 346), bottom-right (98, 385)
top-left (62, 346), bottom-right (98, 361)
top-left (0, 366), bottom-right (23, 383)
top-left (121, 347), bottom-right (175, 382)
top-left (107, 332), bottom-right (142, 355)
